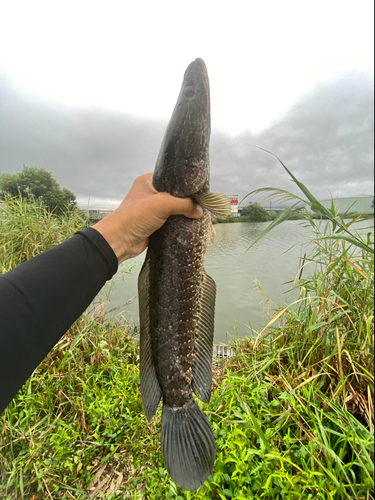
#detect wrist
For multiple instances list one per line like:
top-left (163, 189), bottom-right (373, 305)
top-left (92, 215), bottom-right (126, 263)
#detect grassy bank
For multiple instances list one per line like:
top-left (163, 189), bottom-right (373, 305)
top-left (0, 196), bottom-right (88, 273)
top-left (0, 188), bottom-right (374, 499)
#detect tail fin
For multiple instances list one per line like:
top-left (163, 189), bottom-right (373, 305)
top-left (161, 399), bottom-right (216, 491)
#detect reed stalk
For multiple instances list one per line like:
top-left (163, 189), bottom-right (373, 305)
top-left (0, 171), bottom-right (373, 499)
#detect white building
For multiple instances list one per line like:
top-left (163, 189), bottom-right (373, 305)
top-left (225, 195), bottom-right (239, 216)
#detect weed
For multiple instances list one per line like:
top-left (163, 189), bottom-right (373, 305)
top-left (0, 164), bottom-right (373, 498)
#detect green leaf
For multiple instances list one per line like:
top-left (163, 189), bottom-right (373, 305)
top-left (246, 146), bottom-right (370, 247)
top-left (245, 202), bottom-right (300, 252)
top-left (316, 234), bottom-right (373, 254)
top-left (235, 392), bottom-right (272, 453)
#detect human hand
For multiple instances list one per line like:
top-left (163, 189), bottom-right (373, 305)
top-left (92, 173), bottom-right (203, 263)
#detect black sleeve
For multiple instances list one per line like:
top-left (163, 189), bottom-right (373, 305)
top-left (0, 227), bottom-right (118, 414)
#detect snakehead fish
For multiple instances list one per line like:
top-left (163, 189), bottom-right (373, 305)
top-left (138, 58), bottom-right (230, 492)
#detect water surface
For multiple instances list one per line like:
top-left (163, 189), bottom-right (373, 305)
top-left (104, 220), bottom-right (312, 343)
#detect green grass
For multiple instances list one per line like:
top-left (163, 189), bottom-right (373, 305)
top-left (0, 173), bottom-right (373, 499)
top-left (226, 226), bottom-right (374, 498)
top-left (0, 196), bottom-right (89, 273)
top-left (0, 315), bottom-right (145, 499)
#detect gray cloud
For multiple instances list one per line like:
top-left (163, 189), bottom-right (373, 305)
top-left (1, 73), bottom-right (373, 208)
top-left (210, 75), bottom-right (374, 204)
top-left (0, 76), bottom-right (168, 206)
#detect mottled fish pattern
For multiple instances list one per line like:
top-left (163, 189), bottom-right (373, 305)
top-left (138, 58), bottom-right (230, 492)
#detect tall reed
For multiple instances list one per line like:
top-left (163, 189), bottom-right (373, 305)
top-left (0, 196), bottom-right (88, 273)
top-left (227, 152), bottom-right (374, 499)
top-left (0, 173), bottom-right (373, 499)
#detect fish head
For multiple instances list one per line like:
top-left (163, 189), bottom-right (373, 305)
top-left (153, 58), bottom-right (211, 197)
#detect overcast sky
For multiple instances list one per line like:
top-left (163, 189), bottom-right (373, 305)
top-left (0, 0), bottom-right (373, 208)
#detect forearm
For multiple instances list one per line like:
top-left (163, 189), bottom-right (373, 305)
top-left (0, 228), bottom-right (117, 414)
top-left (0, 173), bottom-right (202, 415)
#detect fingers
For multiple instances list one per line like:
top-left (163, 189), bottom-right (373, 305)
top-left (176, 199), bottom-right (203, 219)
top-left (158, 192), bottom-right (203, 219)
top-left (93, 173), bottom-right (205, 264)
top-left (133, 174), bottom-right (203, 218)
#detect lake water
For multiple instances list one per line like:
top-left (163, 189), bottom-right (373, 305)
top-left (103, 219), bottom-right (372, 343)
top-left (102, 220), bottom-right (314, 344)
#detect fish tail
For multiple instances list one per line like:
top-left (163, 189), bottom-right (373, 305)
top-left (161, 399), bottom-right (216, 491)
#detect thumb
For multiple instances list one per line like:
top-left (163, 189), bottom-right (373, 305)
top-left (181, 202), bottom-right (204, 219)
top-left (160, 193), bottom-right (204, 219)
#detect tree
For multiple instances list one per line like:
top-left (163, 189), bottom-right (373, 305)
top-left (0, 166), bottom-right (77, 215)
top-left (241, 202), bottom-right (271, 222)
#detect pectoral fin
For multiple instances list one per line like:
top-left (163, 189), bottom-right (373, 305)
top-left (191, 271), bottom-right (216, 403)
top-left (138, 250), bottom-right (162, 421)
top-left (193, 192), bottom-right (231, 218)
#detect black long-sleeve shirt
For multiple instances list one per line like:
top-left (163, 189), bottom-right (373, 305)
top-left (0, 228), bottom-right (118, 414)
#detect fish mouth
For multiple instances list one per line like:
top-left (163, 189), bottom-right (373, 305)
top-left (183, 58), bottom-right (209, 88)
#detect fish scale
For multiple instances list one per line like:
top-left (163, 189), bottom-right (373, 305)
top-left (138, 58), bottom-right (230, 491)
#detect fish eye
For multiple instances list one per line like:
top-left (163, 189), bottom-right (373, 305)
top-left (184, 86), bottom-right (195, 98)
